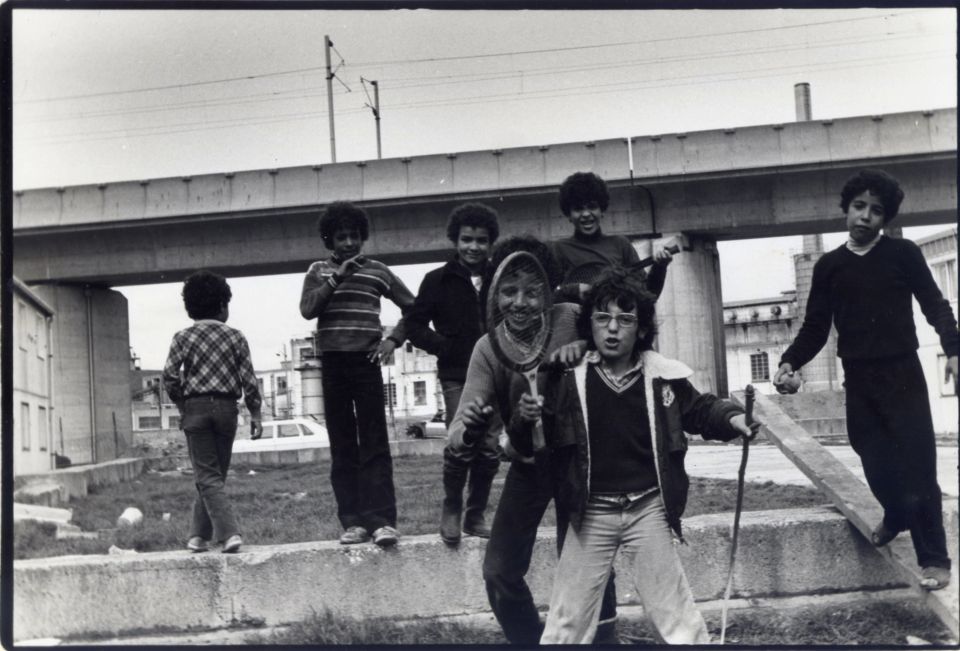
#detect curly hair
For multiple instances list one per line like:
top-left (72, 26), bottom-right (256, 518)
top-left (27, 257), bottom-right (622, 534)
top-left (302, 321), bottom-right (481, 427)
top-left (479, 235), bottom-right (562, 316)
top-left (446, 202), bottom-right (500, 244)
top-left (317, 201), bottom-right (370, 249)
top-left (182, 270), bottom-right (232, 320)
top-left (559, 171), bottom-right (610, 217)
top-left (577, 266), bottom-right (658, 354)
top-left (839, 169), bottom-right (904, 223)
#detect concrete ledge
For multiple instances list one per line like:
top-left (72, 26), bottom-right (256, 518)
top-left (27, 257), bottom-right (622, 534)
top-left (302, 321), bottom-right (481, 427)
top-left (14, 506), bottom-right (905, 642)
top-left (227, 437), bottom-right (447, 466)
top-left (16, 458), bottom-right (146, 501)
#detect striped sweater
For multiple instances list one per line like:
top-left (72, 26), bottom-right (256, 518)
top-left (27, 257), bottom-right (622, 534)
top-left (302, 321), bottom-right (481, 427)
top-left (300, 257), bottom-right (415, 352)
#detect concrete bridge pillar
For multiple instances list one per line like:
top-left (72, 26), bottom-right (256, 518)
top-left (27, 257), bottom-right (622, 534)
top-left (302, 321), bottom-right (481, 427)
top-left (30, 284), bottom-right (134, 465)
top-left (635, 235), bottom-right (728, 396)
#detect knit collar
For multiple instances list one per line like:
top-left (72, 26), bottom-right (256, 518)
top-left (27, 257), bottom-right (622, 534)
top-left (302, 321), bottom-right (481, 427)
top-left (586, 350), bottom-right (643, 388)
top-left (846, 233), bottom-right (883, 256)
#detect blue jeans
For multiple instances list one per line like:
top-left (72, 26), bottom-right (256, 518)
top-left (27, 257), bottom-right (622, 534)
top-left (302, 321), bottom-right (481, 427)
top-left (321, 351), bottom-right (397, 532)
top-left (541, 492), bottom-right (709, 645)
top-left (182, 396), bottom-right (240, 541)
top-left (483, 460), bottom-right (617, 645)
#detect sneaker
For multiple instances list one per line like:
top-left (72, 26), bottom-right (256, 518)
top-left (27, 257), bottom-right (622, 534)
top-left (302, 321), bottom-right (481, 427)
top-left (222, 534), bottom-right (242, 554)
top-left (339, 526), bottom-right (370, 545)
top-left (372, 525), bottom-right (399, 547)
top-left (920, 566), bottom-right (951, 591)
top-left (186, 536), bottom-right (209, 553)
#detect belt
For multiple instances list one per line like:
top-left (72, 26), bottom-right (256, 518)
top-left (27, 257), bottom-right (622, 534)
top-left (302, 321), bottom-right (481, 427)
top-left (591, 486), bottom-right (660, 507)
top-left (184, 392), bottom-right (238, 402)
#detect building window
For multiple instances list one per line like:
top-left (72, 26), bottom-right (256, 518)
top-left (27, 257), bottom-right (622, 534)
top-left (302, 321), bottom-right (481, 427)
top-left (139, 415), bottom-right (161, 429)
top-left (749, 352), bottom-right (770, 382)
top-left (276, 377), bottom-right (288, 393)
top-left (933, 260), bottom-right (957, 301)
top-left (405, 342), bottom-right (413, 353)
top-left (38, 406), bottom-right (48, 451)
top-left (938, 354), bottom-right (957, 397)
top-left (167, 415), bottom-right (180, 430)
top-left (384, 382), bottom-right (397, 407)
top-left (278, 423), bottom-right (300, 438)
top-left (21, 402), bottom-right (31, 451)
top-left (413, 381), bottom-right (427, 406)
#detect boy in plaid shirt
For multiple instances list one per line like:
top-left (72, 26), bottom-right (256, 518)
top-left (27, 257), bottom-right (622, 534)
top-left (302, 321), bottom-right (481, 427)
top-left (163, 270), bottom-right (262, 554)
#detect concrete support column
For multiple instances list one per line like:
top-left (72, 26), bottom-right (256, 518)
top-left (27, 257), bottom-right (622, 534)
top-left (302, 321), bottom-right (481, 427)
top-left (635, 234), bottom-right (727, 396)
top-left (31, 284), bottom-right (133, 465)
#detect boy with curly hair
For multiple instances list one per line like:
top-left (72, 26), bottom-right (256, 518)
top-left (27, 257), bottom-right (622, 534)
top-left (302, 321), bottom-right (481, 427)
top-left (300, 201), bottom-right (415, 547)
top-left (774, 169), bottom-right (958, 590)
top-left (553, 171), bottom-right (672, 302)
top-left (509, 267), bottom-right (757, 643)
top-left (162, 270), bottom-right (263, 554)
top-left (401, 202), bottom-right (502, 544)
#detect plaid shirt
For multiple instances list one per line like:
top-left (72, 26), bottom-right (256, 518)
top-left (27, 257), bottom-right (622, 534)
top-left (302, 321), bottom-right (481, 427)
top-left (162, 319), bottom-right (262, 415)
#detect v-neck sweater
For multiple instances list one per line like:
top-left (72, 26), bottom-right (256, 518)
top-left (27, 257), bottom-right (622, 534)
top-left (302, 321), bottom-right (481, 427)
top-left (781, 236), bottom-right (958, 369)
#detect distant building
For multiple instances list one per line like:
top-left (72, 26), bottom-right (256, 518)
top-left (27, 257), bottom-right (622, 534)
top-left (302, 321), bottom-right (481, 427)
top-left (914, 228), bottom-right (958, 435)
top-left (129, 367), bottom-right (179, 431)
top-left (381, 339), bottom-right (443, 422)
top-left (11, 277), bottom-right (56, 475)
top-left (723, 292), bottom-right (798, 395)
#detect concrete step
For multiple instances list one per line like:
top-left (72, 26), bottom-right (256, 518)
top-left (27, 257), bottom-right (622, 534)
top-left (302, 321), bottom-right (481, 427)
top-left (13, 503), bottom-right (73, 525)
top-left (13, 506), bottom-right (913, 642)
top-left (14, 483), bottom-right (66, 508)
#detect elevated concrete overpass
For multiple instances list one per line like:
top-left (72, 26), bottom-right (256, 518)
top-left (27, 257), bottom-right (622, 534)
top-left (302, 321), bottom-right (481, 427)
top-left (13, 108), bottom-right (956, 286)
top-left (12, 108), bottom-right (957, 466)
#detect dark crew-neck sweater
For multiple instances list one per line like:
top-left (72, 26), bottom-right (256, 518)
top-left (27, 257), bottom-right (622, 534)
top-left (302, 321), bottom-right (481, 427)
top-left (586, 365), bottom-right (657, 494)
top-left (781, 236), bottom-right (959, 370)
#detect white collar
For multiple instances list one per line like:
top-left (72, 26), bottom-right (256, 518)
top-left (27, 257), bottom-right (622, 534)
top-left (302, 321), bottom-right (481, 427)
top-left (846, 233), bottom-right (882, 256)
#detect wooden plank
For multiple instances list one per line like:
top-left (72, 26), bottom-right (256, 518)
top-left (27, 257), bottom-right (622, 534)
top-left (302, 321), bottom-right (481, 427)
top-left (731, 390), bottom-right (959, 640)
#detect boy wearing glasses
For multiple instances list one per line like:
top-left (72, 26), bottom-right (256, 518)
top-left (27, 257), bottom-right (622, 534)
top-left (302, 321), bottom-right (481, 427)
top-left (553, 171), bottom-right (672, 302)
top-left (508, 267), bottom-right (757, 644)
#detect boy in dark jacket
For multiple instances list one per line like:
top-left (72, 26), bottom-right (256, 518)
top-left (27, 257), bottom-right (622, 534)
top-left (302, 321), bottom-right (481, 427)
top-left (552, 171), bottom-right (672, 302)
top-left (509, 268), bottom-right (757, 644)
top-left (774, 169), bottom-right (958, 590)
top-left (402, 203), bottom-right (501, 544)
top-left (300, 201), bottom-right (416, 547)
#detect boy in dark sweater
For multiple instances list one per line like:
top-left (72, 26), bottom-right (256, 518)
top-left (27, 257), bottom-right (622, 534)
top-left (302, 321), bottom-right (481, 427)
top-left (506, 268), bottom-right (757, 643)
top-left (401, 203), bottom-right (501, 544)
top-left (163, 270), bottom-right (263, 555)
top-left (300, 201), bottom-right (416, 547)
top-left (552, 171), bottom-right (672, 302)
top-left (774, 169), bottom-right (958, 590)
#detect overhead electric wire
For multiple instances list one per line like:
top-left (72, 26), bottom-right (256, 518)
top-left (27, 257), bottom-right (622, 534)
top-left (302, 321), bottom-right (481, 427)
top-left (20, 49), bottom-right (951, 147)
top-left (17, 27), bottom-right (948, 127)
top-left (13, 9), bottom-right (930, 105)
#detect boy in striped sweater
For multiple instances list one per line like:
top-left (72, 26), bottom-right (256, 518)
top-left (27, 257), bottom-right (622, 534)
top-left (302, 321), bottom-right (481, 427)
top-left (300, 201), bottom-right (415, 547)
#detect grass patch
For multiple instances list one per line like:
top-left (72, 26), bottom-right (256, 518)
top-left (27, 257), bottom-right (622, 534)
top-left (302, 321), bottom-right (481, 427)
top-left (247, 598), bottom-right (952, 646)
top-left (15, 456), bottom-right (827, 559)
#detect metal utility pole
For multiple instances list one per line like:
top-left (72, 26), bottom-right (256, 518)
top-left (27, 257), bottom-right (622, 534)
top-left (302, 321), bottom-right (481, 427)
top-left (362, 77), bottom-right (382, 159)
top-left (372, 80), bottom-right (382, 159)
top-left (324, 35), bottom-right (337, 163)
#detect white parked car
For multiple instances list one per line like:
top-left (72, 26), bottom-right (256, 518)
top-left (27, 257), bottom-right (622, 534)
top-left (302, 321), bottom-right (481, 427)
top-left (233, 418), bottom-right (330, 454)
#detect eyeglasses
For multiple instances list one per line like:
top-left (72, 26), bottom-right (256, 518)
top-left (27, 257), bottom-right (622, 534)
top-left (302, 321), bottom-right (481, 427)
top-left (591, 312), bottom-right (639, 328)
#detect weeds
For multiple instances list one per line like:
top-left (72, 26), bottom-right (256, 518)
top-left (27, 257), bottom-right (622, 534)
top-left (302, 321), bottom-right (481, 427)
top-left (15, 456), bottom-right (826, 559)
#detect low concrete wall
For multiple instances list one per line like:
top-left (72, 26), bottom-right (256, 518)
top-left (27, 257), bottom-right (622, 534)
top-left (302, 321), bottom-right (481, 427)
top-left (15, 458), bottom-right (145, 502)
top-left (227, 437), bottom-right (447, 466)
top-left (14, 506), bottom-right (904, 642)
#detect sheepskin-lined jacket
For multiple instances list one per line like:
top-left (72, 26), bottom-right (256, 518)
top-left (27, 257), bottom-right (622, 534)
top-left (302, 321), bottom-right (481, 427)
top-left (507, 350), bottom-right (744, 540)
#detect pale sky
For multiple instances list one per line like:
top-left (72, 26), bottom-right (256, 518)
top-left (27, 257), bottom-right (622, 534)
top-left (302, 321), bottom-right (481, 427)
top-left (11, 7), bottom-right (957, 369)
